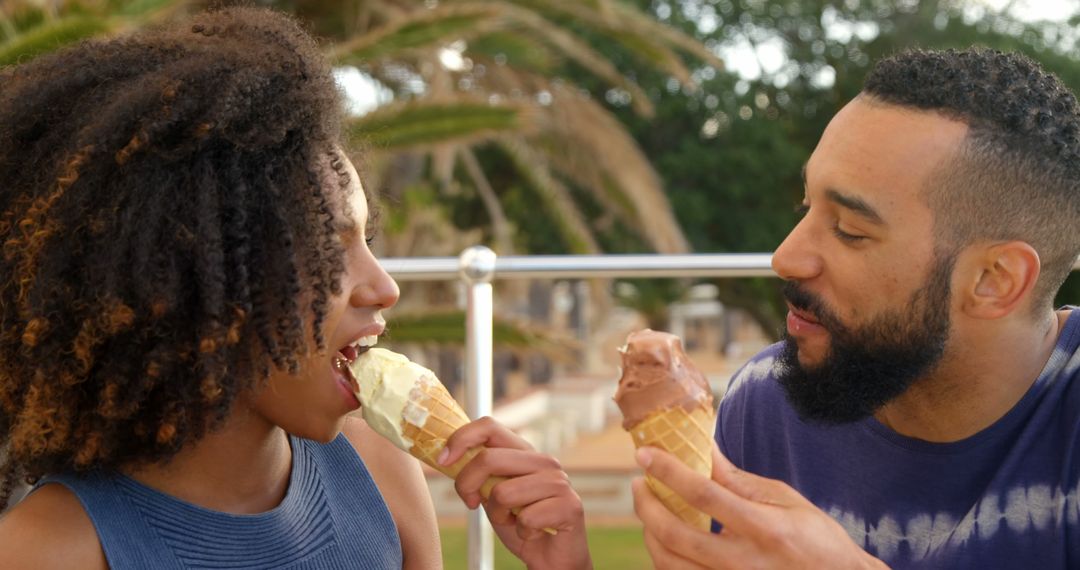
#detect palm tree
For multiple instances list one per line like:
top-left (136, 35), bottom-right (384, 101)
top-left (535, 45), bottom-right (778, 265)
top-left (289, 0), bottom-right (722, 258)
top-left (3, 0), bottom-right (723, 257)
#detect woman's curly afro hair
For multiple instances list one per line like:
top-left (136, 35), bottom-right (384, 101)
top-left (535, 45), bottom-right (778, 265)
top-left (0, 7), bottom-right (356, 507)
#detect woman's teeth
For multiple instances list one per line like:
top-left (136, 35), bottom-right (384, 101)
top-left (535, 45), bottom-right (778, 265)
top-left (335, 336), bottom-right (379, 370)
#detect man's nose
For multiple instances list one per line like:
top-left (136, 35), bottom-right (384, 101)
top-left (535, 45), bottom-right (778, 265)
top-left (771, 219), bottom-right (822, 282)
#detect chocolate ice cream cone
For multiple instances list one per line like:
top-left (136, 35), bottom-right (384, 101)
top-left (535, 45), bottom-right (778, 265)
top-left (615, 330), bottom-right (715, 530)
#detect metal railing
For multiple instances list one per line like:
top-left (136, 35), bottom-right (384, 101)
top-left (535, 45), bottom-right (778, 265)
top-left (381, 251), bottom-right (777, 281)
top-left (383, 247), bottom-right (1080, 570)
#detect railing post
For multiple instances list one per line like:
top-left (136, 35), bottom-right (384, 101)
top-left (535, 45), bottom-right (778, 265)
top-left (459, 245), bottom-right (497, 570)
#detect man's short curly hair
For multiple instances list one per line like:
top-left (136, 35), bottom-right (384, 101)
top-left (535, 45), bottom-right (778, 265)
top-left (0, 7), bottom-right (356, 507)
top-left (863, 47), bottom-right (1080, 309)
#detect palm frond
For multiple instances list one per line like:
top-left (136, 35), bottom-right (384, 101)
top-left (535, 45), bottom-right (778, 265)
top-left (347, 100), bottom-right (530, 150)
top-left (500, 0), bottom-right (724, 82)
top-left (608, 29), bottom-right (693, 86)
top-left (108, 0), bottom-right (179, 18)
top-left (539, 85), bottom-right (690, 253)
top-left (496, 137), bottom-right (601, 255)
top-left (609, 1), bottom-right (726, 72)
top-left (489, 1), bottom-right (654, 116)
top-left (0, 2), bottom-right (43, 41)
top-left (460, 147), bottom-right (515, 254)
top-left (375, 184), bottom-right (484, 259)
top-left (467, 29), bottom-right (557, 74)
top-left (0, 16), bottom-right (111, 67)
top-left (330, 4), bottom-right (502, 64)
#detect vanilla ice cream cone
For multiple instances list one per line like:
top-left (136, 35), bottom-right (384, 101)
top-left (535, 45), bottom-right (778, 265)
top-left (396, 371), bottom-right (505, 500)
top-left (350, 348), bottom-right (552, 532)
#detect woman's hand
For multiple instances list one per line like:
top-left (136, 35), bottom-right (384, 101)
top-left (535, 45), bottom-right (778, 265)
top-left (441, 417), bottom-right (592, 570)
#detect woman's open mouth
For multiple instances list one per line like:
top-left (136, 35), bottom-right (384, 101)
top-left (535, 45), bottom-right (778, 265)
top-left (333, 335), bottom-right (378, 394)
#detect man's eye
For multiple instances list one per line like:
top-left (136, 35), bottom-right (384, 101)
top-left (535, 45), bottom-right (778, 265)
top-left (365, 235), bottom-right (375, 246)
top-left (794, 204), bottom-right (810, 217)
top-left (832, 224), bottom-right (866, 243)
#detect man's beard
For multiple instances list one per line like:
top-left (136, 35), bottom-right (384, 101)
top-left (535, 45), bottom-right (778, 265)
top-left (775, 253), bottom-right (955, 424)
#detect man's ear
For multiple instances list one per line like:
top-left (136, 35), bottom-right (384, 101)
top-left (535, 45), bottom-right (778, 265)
top-left (957, 241), bottom-right (1041, 319)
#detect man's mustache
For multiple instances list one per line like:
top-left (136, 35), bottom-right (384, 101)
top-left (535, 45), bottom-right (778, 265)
top-left (781, 281), bottom-right (842, 332)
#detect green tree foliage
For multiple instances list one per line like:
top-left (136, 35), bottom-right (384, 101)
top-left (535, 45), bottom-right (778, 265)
top-left (589, 0), bottom-right (1080, 336)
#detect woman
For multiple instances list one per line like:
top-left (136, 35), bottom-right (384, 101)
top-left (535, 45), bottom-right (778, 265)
top-left (0, 7), bottom-right (590, 569)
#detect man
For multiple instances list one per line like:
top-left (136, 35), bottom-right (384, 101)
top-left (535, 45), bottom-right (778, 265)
top-left (633, 48), bottom-right (1080, 568)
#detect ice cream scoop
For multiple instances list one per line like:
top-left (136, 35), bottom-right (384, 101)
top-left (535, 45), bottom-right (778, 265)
top-left (615, 329), bottom-right (715, 530)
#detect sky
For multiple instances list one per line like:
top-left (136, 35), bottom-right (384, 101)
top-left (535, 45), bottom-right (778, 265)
top-left (981, 0), bottom-right (1075, 22)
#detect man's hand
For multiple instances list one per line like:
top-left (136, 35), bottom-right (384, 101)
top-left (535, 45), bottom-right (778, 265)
top-left (632, 443), bottom-right (888, 570)
top-left (441, 417), bottom-right (592, 570)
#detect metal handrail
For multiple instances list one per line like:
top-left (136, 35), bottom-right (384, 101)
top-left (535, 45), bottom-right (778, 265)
top-left (382, 252), bottom-right (1080, 281)
top-left (385, 248), bottom-right (1080, 570)
top-left (381, 252), bottom-right (776, 280)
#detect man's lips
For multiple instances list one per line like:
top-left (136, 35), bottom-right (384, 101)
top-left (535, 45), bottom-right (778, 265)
top-left (786, 303), bottom-right (826, 336)
top-left (788, 304), bottom-right (820, 325)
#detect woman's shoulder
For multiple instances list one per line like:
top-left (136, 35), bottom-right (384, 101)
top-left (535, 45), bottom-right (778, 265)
top-left (339, 415), bottom-right (443, 569)
top-left (0, 483), bottom-right (108, 569)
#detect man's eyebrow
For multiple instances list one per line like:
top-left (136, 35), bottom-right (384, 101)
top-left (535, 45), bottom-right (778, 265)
top-left (801, 162), bottom-right (885, 225)
top-left (825, 189), bottom-right (885, 226)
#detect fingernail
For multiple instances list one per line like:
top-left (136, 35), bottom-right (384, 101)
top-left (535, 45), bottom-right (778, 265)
top-left (635, 447), bottom-right (653, 468)
top-left (437, 447), bottom-right (450, 465)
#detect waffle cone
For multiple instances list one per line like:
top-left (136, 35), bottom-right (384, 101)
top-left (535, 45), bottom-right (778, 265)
top-left (398, 376), bottom-right (557, 534)
top-left (627, 403), bottom-right (715, 530)
top-left (401, 378), bottom-right (505, 500)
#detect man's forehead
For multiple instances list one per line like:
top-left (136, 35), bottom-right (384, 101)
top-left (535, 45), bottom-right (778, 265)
top-left (806, 97), bottom-right (969, 206)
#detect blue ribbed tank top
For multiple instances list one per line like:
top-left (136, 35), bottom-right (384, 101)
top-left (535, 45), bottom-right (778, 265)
top-left (38, 434), bottom-right (402, 569)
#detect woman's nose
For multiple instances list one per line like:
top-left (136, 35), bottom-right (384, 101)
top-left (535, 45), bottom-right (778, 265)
top-left (350, 263), bottom-right (400, 310)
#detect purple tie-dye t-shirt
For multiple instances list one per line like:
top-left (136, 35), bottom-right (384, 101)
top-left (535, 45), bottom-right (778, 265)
top-left (716, 309), bottom-right (1080, 568)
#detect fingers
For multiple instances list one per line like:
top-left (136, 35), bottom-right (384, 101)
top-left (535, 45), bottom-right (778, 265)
top-left (480, 471), bottom-right (578, 531)
top-left (487, 470), bottom-right (575, 512)
top-left (708, 445), bottom-right (806, 508)
top-left (440, 416), bottom-right (533, 467)
top-left (637, 446), bottom-right (760, 534)
top-left (500, 492), bottom-right (584, 539)
top-left (642, 529), bottom-right (712, 570)
top-left (454, 447), bottom-right (563, 508)
top-left (633, 478), bottom-right (722, 570)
